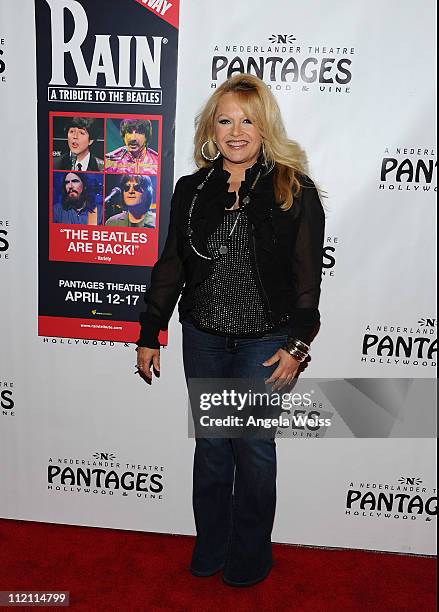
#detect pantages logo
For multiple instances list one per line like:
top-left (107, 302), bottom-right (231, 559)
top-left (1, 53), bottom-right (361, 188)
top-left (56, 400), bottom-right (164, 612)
top-left (362, 317), bottom-right (437, 368)
top-left (379, 147), bottom-right (437, 193)
top-left (0, 37), bottom-right (6, 84)
top-left (1, 380), bottom-right (15, 417)
top-left (211, 33), bottom-right (354, 94)
top-left (44, 0), bottom-right (165, 104)
top-left (346, 476), bottom-right (437, 522)
top-left (0, 220), bottom-right (10, 260)
top-left (322, 236), bottom-right (339, 278)
top-left (47, 451), bottom-right (165, 501)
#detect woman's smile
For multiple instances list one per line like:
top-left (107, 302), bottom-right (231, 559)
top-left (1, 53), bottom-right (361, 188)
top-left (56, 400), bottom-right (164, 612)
top-left (226, 140), bottom-right (250, 149)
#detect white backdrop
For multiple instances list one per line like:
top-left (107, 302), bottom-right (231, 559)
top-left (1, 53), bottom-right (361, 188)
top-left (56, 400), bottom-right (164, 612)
top-left (0, 0), bottom-right (436, 555)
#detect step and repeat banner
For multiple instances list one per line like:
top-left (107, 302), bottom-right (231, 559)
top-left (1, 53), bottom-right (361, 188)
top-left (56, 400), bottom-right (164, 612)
top-left (0, 0), bottom-right (436, 555)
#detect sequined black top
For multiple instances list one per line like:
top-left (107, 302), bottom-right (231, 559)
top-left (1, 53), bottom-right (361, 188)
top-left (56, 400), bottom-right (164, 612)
top-left (191, 208), bottom-right (273, 336)
top-left (137, 158), bottom-right (325, 349)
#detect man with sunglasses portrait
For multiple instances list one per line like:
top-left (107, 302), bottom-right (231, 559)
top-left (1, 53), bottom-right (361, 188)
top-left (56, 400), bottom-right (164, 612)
top-left (105, 175), bottom-right (156, 228)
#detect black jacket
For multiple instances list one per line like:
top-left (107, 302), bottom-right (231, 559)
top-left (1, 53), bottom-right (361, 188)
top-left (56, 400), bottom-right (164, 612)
top-left (137, 158), bottom-right (325, 348)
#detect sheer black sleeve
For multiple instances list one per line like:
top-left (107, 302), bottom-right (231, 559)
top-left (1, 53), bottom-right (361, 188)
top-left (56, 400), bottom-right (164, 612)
top-left (137, 178), bottom-right (186, 348)
top-left (289, 178), bottom-right (325, 344)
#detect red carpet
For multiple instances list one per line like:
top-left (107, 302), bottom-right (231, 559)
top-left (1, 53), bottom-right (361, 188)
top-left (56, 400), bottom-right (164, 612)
top-left (0, 519), bottom-right (436, 611)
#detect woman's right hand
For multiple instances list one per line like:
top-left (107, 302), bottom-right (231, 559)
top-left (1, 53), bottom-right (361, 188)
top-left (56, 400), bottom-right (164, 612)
top-left (136, 347), bottom-right (160, 382)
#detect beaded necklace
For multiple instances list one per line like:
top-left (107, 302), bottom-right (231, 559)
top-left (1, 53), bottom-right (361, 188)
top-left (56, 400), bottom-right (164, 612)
top-left (187, 167), bottom-right (262, 261)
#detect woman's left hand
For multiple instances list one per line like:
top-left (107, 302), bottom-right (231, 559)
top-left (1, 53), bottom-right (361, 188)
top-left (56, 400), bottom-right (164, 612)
top-left (263, 349), bottom-right (301, 390)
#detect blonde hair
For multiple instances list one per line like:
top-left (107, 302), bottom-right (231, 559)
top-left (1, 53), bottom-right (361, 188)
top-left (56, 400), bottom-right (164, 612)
top-left (194, 74), bottom-right (308, 210)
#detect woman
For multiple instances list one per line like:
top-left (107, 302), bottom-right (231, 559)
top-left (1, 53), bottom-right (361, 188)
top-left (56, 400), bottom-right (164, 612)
top-left (136, 74), bottom-right (325, 587)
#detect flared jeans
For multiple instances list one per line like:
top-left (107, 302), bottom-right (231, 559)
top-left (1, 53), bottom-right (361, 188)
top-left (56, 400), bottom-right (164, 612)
top-left (182, 317), bottom-right (289, 586)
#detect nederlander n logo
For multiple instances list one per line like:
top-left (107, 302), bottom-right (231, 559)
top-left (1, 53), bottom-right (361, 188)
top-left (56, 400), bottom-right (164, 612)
top-left (45, 0), bottom-right (164, 89)
top-left (211, 34), bottom-right (354, 94)
top-left (346, 477), bottom-right (437, 521)
top-left (418, 318), bottom-right (437, 328)
top-left (268, 34), bottom-right (297, 44)
top-left (398, 476), bottom-right (423, 486)
top-left (47, 452), bottom-right (165, 501)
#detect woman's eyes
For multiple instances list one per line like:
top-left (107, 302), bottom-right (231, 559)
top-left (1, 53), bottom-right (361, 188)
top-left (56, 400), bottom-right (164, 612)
top-left (218, 118), bottom-right (253, 125)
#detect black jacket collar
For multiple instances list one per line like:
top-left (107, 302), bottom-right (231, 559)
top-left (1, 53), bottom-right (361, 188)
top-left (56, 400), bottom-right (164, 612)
top-left (210, 153), bottom-right (266, 186)
top-left (189, 155), bottom-right (275, 239)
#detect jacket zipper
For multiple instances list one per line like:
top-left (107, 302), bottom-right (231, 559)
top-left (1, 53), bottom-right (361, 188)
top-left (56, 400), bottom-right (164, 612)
top-left (249, 222), bottom-right (274, 326)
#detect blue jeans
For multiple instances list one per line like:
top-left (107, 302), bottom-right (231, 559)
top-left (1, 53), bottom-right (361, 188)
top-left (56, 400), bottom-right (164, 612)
top-left (182, 318), bottom-right (289, 585)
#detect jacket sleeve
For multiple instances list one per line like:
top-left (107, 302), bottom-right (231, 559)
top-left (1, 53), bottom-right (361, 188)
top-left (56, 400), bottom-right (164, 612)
top-left (137, 177), bottom-right (186, 348)
top-left (288, 178), bottom-right (325, 344)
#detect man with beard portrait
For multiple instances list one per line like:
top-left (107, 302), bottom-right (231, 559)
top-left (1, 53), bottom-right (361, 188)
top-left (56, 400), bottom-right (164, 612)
top-left (105, 175), bottom-right (156, 228)
top-left (53, 172), bottom-right (102, 225)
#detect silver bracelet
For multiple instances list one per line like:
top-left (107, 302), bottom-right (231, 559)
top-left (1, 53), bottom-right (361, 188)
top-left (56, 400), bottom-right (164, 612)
top-left (282, 348), bottom-right (308, 362)
top-left (281, 337), bottom-right (310, 363)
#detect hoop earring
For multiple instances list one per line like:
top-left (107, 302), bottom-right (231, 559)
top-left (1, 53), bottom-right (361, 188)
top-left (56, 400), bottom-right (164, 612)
top-left (201, 140), bottom-right (221, 162)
